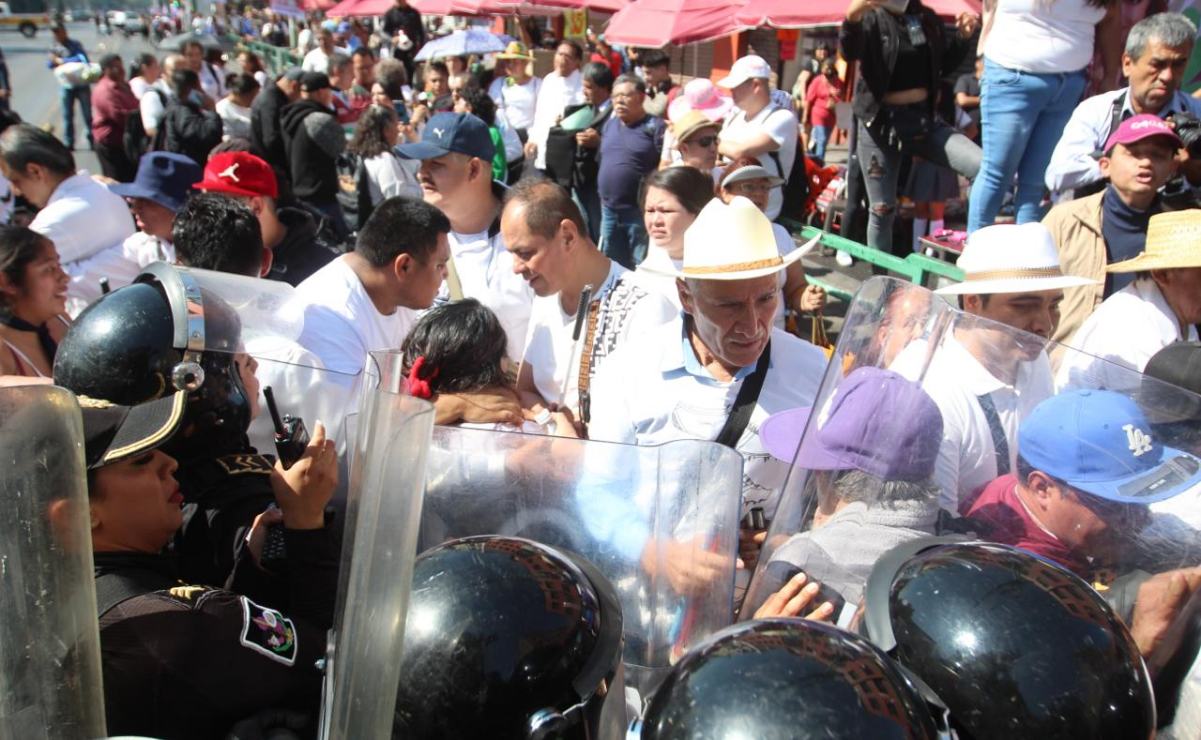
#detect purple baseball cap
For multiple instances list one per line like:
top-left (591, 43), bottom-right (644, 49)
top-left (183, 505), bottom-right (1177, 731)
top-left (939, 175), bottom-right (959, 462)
top-left (759, 367), bottom-right (944, 482)
top-left (1103, 113), bottom-right (1182, 154)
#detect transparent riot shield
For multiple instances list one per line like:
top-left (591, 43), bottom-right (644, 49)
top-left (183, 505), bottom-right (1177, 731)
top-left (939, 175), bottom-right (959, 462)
top-left (0, 386), bottom-right (105, 738)
top-left (412, 399), bottom-right (744, 712)
top-left (320, 350), bottom-right (435, 740)
top-left (740, 276), bottom-right (1201, 734)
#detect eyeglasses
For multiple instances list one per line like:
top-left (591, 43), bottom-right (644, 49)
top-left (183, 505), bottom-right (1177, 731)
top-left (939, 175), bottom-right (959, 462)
top-left (730, 181), bottom-right (774, 194)
top-left (689, 135), bottom-right (718, 148)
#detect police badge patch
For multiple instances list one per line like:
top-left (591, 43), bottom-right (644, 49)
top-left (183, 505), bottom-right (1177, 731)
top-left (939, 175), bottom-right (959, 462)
top-left (239, 597), bottom-right (299, 666)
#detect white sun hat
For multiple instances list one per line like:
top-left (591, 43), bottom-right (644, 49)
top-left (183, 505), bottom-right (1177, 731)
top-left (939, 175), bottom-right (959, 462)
top-left (935, 222), bottom-right (1100, 295)
top-left (678, 196), bottom-right (817, 281)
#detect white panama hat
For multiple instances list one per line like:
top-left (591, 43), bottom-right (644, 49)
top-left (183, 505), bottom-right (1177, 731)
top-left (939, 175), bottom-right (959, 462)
top-left (677, 196), bottom-right (817, 281)
top-left (935, 222), bottom-right (1099, 296)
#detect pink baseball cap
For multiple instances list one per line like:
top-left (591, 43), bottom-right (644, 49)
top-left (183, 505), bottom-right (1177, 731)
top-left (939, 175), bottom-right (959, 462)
top-left (1103, 113), bottom-right (1182, 154)
top-left (667, 78), bottom-right (734, 123)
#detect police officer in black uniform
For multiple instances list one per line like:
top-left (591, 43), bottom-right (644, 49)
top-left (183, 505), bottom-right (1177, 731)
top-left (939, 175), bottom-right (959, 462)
top-left (77, 391), bottom-right (338, 739)
top-left (54, 263), bottom-right (311, 595)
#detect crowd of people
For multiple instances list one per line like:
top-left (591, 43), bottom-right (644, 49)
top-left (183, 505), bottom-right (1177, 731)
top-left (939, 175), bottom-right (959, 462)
top-left (2, 0), bottom-right (1201, 737)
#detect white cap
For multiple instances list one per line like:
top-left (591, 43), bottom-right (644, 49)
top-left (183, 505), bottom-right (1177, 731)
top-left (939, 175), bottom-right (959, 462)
top-left (717, 55), bottom-right (772, 89)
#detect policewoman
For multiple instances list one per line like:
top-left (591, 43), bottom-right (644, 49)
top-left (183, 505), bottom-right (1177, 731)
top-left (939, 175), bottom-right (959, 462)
top-left (78, 391), bottom-right (338, 739)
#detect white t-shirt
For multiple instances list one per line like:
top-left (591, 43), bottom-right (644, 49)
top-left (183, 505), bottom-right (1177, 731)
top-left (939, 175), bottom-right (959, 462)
top-left (296, 255), bottom-right (417, 377)
top-left (120, 231), bottom-right (174, 273)
top-left (363, 152), bottom-right (422, 204)
top-left (198, 62), bottom-right (227, 102)
top-left (32, 172), bottom-right (137, 315)
top-left (215, 98), bottom-right (253, 140)
top-left (436, 227), bottom-right (534, 363)
top-left (529, 69), bottom-right (584, 170)
top-left (302, 47), bottom-right (332, 74)
top-left (892, 333), bottom-right (1055, 513)
top-left (522, 261), bottom-right (676, 415)
top-left (721, 104), bottom-right (798, 220)
top-left (488, 74), bottom-right (542, 131)
top-left (589, 317), bottom-right (829, 517)
top-left (984, 0), bottom-right (1107, 74)
top-left (130, 76), bottom-right (152, 100)
top-left (1055, 277), bottom-right (1199, 392)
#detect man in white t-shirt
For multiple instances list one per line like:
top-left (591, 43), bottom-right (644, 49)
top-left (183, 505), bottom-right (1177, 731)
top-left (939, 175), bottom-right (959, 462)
top-left (296, 197), bottom-right (449, 377)
top-left (0, 124), bottom-right (136, 315)
top-left (502, 178), bottom-right (675, 430)
top-left (716, 55), bottom-right (798, 221)
top-left (301, 27), bottom-right (345, 74)
top-left (398, 111), bottom-right (534, 363)
top-left (488, 42), bottom-right (541, 134)
top-left (524, 40), bottom-right (585, 173)
top-left (110, 151), bottom-right (203, 276)
top-left (891, 223), bottom-right (1098, 514)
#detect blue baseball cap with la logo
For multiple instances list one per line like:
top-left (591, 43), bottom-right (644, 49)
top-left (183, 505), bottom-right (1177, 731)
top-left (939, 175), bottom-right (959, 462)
top-left (1018, 389), bottom-right (1201, 504)
top-left (396, 112), bottom-right (496, 163)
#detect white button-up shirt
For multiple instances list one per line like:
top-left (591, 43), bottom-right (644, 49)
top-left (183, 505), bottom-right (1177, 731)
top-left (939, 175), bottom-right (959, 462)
top-left (522, 260), bottom-right (676, 414)
top-left (32, 171), bottom-right (137, 315)
top-left (588, 316), bottom-right (829, 518)
top-left (1045, 87), bottom-right (1201, 194)
top-left (1056, 276), bottom-right (1198, 392)
top-left (528, 69), bottom-right (584, 170)
top-left (893, 333), bottom-right (1055, 513)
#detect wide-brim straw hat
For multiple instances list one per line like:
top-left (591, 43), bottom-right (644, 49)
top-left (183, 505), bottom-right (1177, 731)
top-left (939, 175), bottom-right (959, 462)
top-left (676, 196), bottom-right (816, 281)
top-left (495, 41), bottom-right (533, 60)
top-left (935, 222), bottom-right (1099, 295)
top-left (1107, 209), bottom-right (1201, 273)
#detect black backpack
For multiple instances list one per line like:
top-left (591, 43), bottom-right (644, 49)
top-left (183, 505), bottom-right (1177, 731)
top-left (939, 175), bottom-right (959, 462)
top-left (764, 105), bottom-right (810, 221)
top-left (123, 88), bottom-right (165, 164)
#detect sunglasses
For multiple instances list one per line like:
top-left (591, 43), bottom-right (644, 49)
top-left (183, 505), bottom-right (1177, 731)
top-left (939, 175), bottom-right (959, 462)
top-left (688, 135), bottom-right (718, 148)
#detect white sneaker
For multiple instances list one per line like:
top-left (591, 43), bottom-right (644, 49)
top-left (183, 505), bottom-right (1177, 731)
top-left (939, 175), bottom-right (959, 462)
top-left (835, 250), bottom-right (853, 267)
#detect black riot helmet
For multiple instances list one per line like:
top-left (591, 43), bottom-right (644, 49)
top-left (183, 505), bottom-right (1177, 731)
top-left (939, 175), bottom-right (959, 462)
top-left (394, 536), bottom-right (624, 739)
top-left (862, 540), bottom-right (1156, 740)
top-left (53, 262), bottom-right (251, 462)
top-left (641, 618), bottom-right (939, 740)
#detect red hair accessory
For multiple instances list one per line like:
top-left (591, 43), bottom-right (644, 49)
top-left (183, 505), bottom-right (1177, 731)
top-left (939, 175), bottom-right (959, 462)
top-left (404, 355), bottom-right (438, 399)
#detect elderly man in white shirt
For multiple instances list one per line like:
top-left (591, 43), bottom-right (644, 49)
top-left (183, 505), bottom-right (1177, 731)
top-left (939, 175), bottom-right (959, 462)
top-left (1045, 12), bottom-right (1201, 196)
top-left (588, 196), bottom-right (829, 530)
top-left (140, 54), bottom-right (183, 141)
top-left (1057, 209), bottom-right (1201, 391)
top-left (501, 178), bottom-right (676, 429)
top-left (399, 111), bottom-right (535, 363)
top-left (0, 124), bottom-right (136, 315)
top-left (892, 223), bottom-right (1099, 513)
top-left (523, 40), bottom-right (585, 174)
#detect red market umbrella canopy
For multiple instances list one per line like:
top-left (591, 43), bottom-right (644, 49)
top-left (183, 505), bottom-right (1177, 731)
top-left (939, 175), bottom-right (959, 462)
top-left (604, 0), bottom-right (748, 47)
top-left (538, 0), bottom-right (628, 12)
top-left (327, 0), bottom-right (391, 16)
top-left (736, 0), bottom-right (980, 27)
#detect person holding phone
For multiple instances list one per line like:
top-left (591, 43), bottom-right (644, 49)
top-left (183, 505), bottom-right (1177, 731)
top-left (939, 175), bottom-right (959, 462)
top-left (841, 0), bottom-right (982, 253)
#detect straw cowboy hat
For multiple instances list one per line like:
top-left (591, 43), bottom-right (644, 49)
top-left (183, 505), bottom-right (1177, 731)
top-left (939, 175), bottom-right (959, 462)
top-left (495, 41), bottom-right (534, 60)
top-left (677, 196), bottom-right (818, 281)
top-left (935, 222), bottom-right (1099, 295)
top-left (1108, 209), bottom-right (1201, 273)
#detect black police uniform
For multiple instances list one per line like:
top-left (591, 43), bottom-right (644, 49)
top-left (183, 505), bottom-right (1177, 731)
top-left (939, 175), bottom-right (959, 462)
top-left (94, 526), bottom-right (338, 740)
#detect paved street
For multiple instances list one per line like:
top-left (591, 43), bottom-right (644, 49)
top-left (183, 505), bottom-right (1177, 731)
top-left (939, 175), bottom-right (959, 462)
top-left (4, 20), bottom-right (156, 172)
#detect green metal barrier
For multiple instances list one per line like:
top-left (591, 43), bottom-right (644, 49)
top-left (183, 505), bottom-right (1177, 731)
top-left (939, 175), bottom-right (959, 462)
top-left (781, 218), bottom-right (965, 299)
top-left (226, 34), bottom-right (301, 75)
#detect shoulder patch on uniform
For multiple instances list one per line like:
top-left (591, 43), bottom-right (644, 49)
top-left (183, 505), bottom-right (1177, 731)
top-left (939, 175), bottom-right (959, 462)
top-left (239, 597), bottom-right (298, 666)
top-left (168, 585), bottom-right (210, 601)
top-left (217, 454), bottom-right (275, 476)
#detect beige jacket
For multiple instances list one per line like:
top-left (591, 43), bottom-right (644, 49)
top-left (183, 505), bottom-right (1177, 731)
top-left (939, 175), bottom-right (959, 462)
top-left (1041, 191), bottom-right (1106, 369)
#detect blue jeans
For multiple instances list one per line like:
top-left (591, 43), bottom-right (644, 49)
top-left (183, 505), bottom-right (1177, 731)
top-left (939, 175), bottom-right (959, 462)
top-left (810, 125), bottom-right (830, 163)
top-left (60, 84), bottom-right (93, 149)
top-left (967, 59), bottom-right (1087, 232)
top-left (599, 204), bottom-right (648, 270)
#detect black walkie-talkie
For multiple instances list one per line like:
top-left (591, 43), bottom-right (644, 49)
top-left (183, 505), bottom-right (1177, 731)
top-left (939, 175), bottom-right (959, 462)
top-left (264, 386), bottom-right (309, 470)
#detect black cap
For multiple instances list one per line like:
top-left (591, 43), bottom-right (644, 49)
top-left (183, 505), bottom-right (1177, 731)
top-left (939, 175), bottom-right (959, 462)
top-left (80, 392), bottom-right (186, 470)
top-left (300, 71), bottom-right (331, 93)
top-left (281, 66), bottom-right (304, 82)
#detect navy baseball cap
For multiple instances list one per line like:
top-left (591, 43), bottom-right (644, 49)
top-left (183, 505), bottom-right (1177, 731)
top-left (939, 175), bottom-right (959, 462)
top-left (1018, 389), bottom-right (1201, 505)
top-left (110, 152), bottom-right (203, 213)
top-left (397, 112), bottom-right (496, 162)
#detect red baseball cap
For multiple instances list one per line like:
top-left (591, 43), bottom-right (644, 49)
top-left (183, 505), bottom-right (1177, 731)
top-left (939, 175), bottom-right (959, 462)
top-left (1103, 113), bottom-right (1182, 154)
top-left (194, 151), bottom-right (279, 199)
